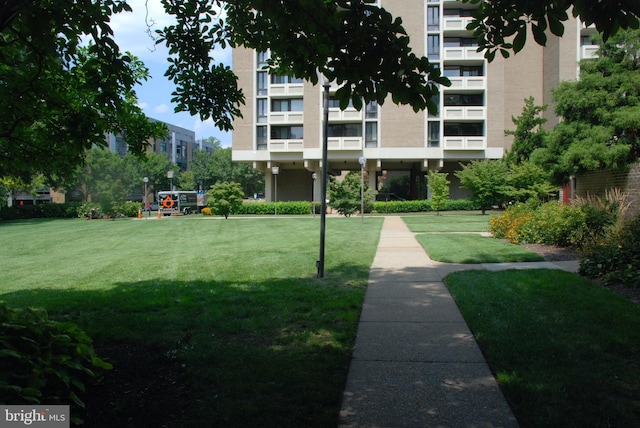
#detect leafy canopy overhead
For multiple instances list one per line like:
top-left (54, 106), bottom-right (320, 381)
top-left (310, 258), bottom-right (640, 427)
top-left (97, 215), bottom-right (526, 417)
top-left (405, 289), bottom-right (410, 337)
top-left (2, 0), bottom-right (637, 184)
top-left (0, 0), bottom-right (167, 184)
top-left (464, 0), bottom-right (640, 61)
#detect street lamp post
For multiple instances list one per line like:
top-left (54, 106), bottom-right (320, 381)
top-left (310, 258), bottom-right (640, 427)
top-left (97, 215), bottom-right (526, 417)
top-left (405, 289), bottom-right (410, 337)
top-left (167, 170), bottom-right (174, 192)
top-left (358, 156), bottom-right (366, 224)
top-left (272, 166), bottom-right (279, 216)
top-left (312, 172), bottom-right (317, 218)
top-left (143, 177), bottom-right (149, 218)
top-left (318, 82), bottom-right (330, 278)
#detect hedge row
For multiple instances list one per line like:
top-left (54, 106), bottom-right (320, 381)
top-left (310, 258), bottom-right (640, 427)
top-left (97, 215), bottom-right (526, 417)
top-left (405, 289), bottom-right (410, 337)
top-left (372, 199), bottom-right (479, 213)
top-left (0, 201), bottom-right (144, 220)
top-left (0, 203), bottom-right (82, 220)
top-left (1, 199), bottom-right (481, 220)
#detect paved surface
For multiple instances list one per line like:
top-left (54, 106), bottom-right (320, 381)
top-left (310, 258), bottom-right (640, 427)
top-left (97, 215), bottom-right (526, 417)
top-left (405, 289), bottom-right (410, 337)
top-left (339, 216), bottom-right (579, 428)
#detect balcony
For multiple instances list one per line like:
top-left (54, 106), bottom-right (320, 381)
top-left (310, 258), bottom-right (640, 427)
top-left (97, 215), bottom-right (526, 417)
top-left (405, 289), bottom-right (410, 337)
top-left (444, 46), bottom-right (484, 61)
top-left (328, 136), bottom-right (363, 150)
top-left (268, 139), bottom-right (304, 152)
top-left (443, 136), bottom-right (486, 150)
top-left (269, 111), bottom-right (304, 124)
top-left (443, 16), bottom-right (474, 32)
top-left (269, 83), bottom-right (304, 97)
top-left (447, 76), bottom-right (486, 90)
top-left (443, 106), bottom-right (486, 120)
top-left (328, 108), bottom-right (363, 122)
top-left (581, 45), bottom-right (599, 60)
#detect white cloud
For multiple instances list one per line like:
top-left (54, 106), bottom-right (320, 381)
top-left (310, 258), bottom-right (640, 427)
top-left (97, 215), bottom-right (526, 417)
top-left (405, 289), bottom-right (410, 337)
top-left (153, 103), bottom-right (170, 114)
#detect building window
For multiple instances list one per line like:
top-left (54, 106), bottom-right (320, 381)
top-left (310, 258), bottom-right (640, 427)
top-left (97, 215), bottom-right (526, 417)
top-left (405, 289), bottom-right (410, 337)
top-left (257, 71), bottom-right (268, 95)
top-left (365, 101), bottom-right (378, 119)
top-left (257, 99), bottom-right (267, 123)
top-left (428, 35), bottom-right (440, 60)
top-left (160, 142), bottom-right (167, 153)
top-left (328, 123), bottom-right (362, 137)
top-left (444, 122), bottom-right (484, 136)
top-left (271, 98), bottom-right (304, 112)
top-left (257, 126), bottom-right (268, 150)
top-left (271, 125), bottom-right (303, 139)
top-left (443, 37), bottom-right (478, 47)
top-left (270, 75), bottom-right (303, 84)
top-left (365, 122), bottom-right (378, 147)
top-left (429, 94), bottom-right (440, 118)
top-left (443, 8), bottom-right (475, 17)
top-left (443, 93), bottom-right (484, 106)
top-left (428, 122), bottom-right (440, 147)
top-left (427, 6), bottom-right (439, 31)
top-left (257, 51), bottom-right (269, 67)
top-left (443, 65), bottom-right (484, 77)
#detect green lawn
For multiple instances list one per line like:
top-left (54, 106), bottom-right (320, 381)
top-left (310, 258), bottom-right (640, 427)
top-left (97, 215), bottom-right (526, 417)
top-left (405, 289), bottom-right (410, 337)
top-left (0, 216), bottom-right (383, 427)
top-left (402, 211), bottom-right (497, 232)
top-left (445, 269), bottom-right (640, 427)
top-left (415, 233), bottom-right (544, 263)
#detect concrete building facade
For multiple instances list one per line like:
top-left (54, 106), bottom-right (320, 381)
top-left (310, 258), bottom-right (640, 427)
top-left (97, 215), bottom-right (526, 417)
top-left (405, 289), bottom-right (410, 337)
top-left (232, 0), bottom-right (598, 202)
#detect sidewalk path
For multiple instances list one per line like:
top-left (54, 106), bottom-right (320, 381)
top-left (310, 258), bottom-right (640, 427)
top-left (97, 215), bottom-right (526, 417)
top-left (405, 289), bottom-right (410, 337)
top-left (339, 217), bottom-right (578, 427)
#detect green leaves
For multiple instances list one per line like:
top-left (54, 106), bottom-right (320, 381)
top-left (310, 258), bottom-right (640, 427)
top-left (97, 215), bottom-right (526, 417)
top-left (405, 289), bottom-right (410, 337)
top-left (465, 0), bottom-right (638, 60)
top-left (0, 303), bottom-right (111, 420)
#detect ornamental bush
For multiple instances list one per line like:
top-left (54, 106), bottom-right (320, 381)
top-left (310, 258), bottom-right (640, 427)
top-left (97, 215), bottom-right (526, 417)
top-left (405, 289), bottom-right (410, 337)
top-left (0, 304), bottom-right (112, 425)
top-left (580, 215), bottom-right (640, 287)
top-left (489, 200), bottom-right (587, 247)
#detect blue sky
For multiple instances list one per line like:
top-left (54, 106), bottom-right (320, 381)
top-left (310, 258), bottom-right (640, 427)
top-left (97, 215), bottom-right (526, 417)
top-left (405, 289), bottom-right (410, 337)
top-left (110, 0), bottom-right (232, 147)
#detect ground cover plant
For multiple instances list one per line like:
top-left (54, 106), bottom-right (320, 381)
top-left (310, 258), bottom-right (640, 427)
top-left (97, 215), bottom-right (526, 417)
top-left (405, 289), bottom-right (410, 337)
top-left (445, 269), bottom-right (640, 427)
top-left (0, 216), bottom-right (383, 427)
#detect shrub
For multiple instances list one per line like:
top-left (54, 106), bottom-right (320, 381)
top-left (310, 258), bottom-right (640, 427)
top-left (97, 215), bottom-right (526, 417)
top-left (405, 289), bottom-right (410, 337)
top-left (78, 202), bottom-right (101, 219)
top-left (206, 181), bottom-right (244, 219)
top-left (201, 207), bottom-right (213, 216)
top-left (580, 215), bottom-right (640, 286)
top-left (372, 199), bottom-right (478, 214)
top-left (112, 201), bottom-right (143, 218)
top-left (0, 203), bottom-right (83, 220)
top-left (0, 303), bottom-right (112, 425)
top-left (490, 200), bottom-right (587, 247)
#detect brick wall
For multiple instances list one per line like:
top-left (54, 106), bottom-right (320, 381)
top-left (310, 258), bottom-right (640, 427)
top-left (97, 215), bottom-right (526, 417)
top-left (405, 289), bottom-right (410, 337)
top-left (575, 163), bottom-right (640, 218)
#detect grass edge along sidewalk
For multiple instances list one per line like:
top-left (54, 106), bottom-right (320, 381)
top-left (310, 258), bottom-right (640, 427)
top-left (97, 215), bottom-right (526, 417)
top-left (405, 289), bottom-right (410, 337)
top-left (0, 216), bottom-right (383, 427)
top-left (445, 264), bottom-right (640, 427)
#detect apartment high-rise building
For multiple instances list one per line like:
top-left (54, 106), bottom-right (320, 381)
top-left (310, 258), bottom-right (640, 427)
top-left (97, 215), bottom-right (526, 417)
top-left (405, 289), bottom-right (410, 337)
top-left (232, 0), bottom-right (597, 202)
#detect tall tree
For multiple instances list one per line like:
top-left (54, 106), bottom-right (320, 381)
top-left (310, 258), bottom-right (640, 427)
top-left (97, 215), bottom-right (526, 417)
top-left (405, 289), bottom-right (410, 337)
top-left (505, 97), bottom-right (548, 165)
top-left (531, 29), bottom-right (640, 184)
top-left (0, 2), bottom-right (167, 184)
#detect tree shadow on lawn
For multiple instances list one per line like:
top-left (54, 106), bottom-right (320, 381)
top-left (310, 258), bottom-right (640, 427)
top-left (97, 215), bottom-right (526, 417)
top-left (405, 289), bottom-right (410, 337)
top-left (3, 263), bottom-right (369, 428)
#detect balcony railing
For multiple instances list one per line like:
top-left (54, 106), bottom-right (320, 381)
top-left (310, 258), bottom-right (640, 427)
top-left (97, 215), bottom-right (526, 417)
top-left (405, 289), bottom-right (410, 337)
top-left (328, 108), bottom-right (363, 122)
top-left (447, 76), bottom-right (486, 90)
top-left (443, 106), bottom-right (486, 120)
top-left (269, 83), bottom-right (304, 97)
top-left (443, 16), bottom-right (474, 32)
top-left (443, 136), bottom-right (486, 150)
top-left (269, 111), bottom-right (304, 124)
top-left (268, 139), bottom-right (304, 152)
top-left (328, 136), bottom-right (363, 150)
top-left (443, 46), bottom-right (484, 61)
top-left (581, 45), bottom-right (599, 59)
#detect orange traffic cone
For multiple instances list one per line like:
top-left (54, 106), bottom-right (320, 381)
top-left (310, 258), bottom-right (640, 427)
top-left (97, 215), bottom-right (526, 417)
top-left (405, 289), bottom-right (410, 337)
top-left (157, 208), bottom-right (161, 218)
top-left (137, 209), bottom-right (142, 219)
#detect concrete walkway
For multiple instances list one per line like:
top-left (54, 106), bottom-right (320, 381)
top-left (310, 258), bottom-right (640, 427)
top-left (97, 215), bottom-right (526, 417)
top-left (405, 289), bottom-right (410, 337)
top-left (339, 216), bottom-right (579, 428)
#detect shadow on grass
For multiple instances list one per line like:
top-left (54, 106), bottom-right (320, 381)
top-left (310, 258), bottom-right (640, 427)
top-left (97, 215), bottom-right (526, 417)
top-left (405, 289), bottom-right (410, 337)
top-left (2, 262), bottom-right (370, 428)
